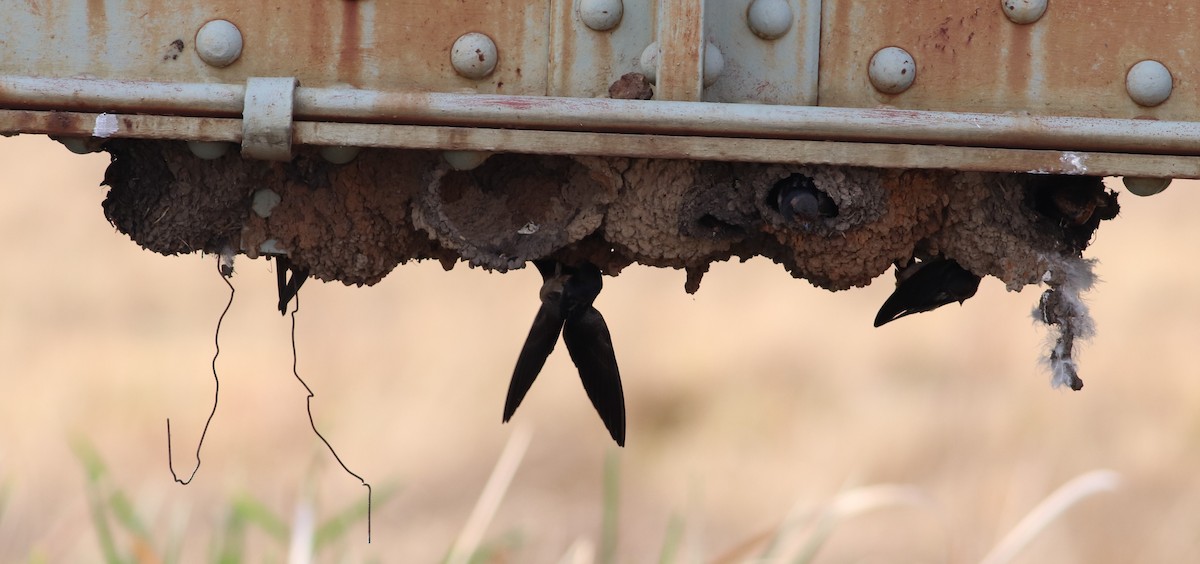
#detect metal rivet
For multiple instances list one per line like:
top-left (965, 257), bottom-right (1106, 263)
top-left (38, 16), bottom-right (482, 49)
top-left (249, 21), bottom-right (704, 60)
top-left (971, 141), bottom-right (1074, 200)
top-left (444, 150), bottom-right (493, 170)
top-left (703, 42), bottom-right (724, 87)
top-left (578, 0), bottom-right (623, 31)
top-left (638, 43), bottom-right (660, 82)
top-left (54, 137), bottom-right (101, 154)
top-left (747, 0), bottom-right (794, 40)
top-left (320, 145), bottom-right (361, 164)
top-left (451, 32), bottom-right (498, 79)
top-left (868, 47), bottom-right (916, 94)
top-left (1001, 0), bottom-right (1048, 24)
top-left (187, 140), bottom-right (231, 160)
top-left (1123, 176), bottom-right (1172, 197)
top-left (1126, 60), bottom-right (1173, 107)
top-left (251, 189), bottom-right (282, 218)
top-left (195, 19), bottom-right (243, 68)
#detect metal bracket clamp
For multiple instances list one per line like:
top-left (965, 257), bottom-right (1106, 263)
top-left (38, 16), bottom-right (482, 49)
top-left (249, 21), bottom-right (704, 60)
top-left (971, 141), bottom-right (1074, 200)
top-left (242, 77), bottom-right (298, 161)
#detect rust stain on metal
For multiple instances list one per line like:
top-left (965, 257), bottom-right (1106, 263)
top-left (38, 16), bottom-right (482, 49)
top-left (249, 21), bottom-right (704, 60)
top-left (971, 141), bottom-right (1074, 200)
top-left (656, 0), bottom-right (704, 101)
top-left (338, 0), bottom-right (362, 83)
top-left (86, 0), bottom-right (107, 48)
top-left (0, 1), bottom-right (550, 93)
top-left (821, 0), bottom-right (1200, 120)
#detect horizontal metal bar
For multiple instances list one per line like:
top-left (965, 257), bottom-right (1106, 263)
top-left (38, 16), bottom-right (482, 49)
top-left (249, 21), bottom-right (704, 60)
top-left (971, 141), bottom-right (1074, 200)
top-left (0, 76), bottom-right (245, 117)
top-left (3, 76), bottom-right (1200, 157)
top-left (6, 109), bottom-right (1198, 178)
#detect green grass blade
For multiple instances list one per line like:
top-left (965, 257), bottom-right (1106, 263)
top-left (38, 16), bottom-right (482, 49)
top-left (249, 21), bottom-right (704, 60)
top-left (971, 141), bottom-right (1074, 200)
top-left (656, 513), bottom-right (684, 564)
top-left (599, 450), bottom-right (620, 564)
top-left (313, 483), bottom-right (400, 551)
top-left (70, 438), bottom-right (126, 564)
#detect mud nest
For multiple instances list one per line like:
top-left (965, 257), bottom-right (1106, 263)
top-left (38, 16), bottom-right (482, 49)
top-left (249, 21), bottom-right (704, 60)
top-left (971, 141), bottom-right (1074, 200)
top-left (101, 139), bottom-right (1116, 295)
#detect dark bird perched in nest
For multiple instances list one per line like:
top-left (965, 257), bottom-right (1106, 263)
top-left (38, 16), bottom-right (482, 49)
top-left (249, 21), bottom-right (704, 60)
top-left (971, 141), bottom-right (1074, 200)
top-left (874, 258), bottom-right (982, 327)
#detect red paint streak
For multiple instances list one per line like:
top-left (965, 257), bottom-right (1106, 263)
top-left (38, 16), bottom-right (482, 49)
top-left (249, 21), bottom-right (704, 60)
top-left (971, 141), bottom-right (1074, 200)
top-left (491, 98), bottom-right (536, 110)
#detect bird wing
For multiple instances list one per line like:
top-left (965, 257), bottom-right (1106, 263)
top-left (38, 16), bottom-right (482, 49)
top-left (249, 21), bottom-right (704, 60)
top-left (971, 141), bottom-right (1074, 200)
top-left (874, 260), bottom-right (981, 327)
top-left (276, 256), bottom-right (309, 315)
top-left (562, 307), bottom-right (626, 446)
top-left (503, 301), bottom-right (565, 422)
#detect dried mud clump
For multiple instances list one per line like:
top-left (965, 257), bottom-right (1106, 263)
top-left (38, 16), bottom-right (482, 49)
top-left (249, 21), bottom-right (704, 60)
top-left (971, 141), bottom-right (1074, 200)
top-left (101, 141), bottom-right (1117, 296)
top-left (103, 140), bottom-right (455, 286)
top-left (414, 154), bottom-right (617, 272)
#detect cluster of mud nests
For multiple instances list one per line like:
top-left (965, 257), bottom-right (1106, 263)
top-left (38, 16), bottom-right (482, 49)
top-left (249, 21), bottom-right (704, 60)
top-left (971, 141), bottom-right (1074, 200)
top-left (101, 140), bottom-right (1116, 292)
top-left (102, 140), bottom-right (1119, 387)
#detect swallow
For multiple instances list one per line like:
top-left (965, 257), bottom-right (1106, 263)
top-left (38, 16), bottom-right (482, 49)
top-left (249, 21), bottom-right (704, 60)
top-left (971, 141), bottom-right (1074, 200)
top-left (504, 260), bottom-right (626, 446)
top-left (275, 255), bottom-right (309, 315)
top-left (768, 174), bottom-right (838, 227)
top-left (874, 258), bottom-right (982, 327)
top-left (1029, 176), bottom-right (1119, 252)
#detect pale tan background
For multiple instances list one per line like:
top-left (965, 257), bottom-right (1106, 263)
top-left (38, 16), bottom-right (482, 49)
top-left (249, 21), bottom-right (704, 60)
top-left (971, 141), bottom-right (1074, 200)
top-left (1, 135), bottom-right (1198, 562)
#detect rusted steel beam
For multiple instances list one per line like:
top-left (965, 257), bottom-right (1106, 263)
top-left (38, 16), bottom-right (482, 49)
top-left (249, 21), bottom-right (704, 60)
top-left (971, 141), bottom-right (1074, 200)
top-left (7, 109), bottom-right (1199, 178)
top-left (4, 76), bottom-right (1200, 157)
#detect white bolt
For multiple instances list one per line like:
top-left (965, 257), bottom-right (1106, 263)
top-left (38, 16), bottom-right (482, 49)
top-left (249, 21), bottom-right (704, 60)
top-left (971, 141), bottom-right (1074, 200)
top-left (703, 41), bottom-right (724, 87)
top-left (1126, 60), bottom-right (1173, 107)
top-left (637, 41), bottom-right (722, 86)
top-left (187, 140), bottom-right (231, 160)
top-left (638, 42), bottom-right (660, 82)
top-left (1123, 176), bottom-right (1172, 197)
top-left (451, 32), bottom-right (498, 79)
top-left (444, 150), bottom-right (493, 170)
top-left (195, 19), bottom-right (243, 68)
top-left (251, 189), bottom-right (282, 218)
top-left (578, 0), bottom-right (623, 31)
top-left (54, 137), bottom-right (101, 154)
top-left (747, 0), bottom-right (794, 40)
top-left (320, 145), bottom-right (361, 164)
top-left (1001, 0), bottom-right (1048, 24)
top-left (868, 47), bottom-right (916, 94)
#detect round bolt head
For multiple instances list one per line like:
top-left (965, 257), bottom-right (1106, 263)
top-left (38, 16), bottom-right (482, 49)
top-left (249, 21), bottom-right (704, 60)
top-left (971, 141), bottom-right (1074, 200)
top-left (1126, 60), bottom-right (1173, 107)
top-left (747, 0), bottom-right (794, 40)
top-left (1123, 176), bottom-right (1172, 197)
top-left (320, 145), bottom-right (361, 165)
top-left (638, 42), bottom-right (659, 82)
top-left (869, 47), bottom-right (916, 94)
top-left (703, 42), bottom-right (724, 87)
top-left (54, 136), bottom-right (102, 154)
top-left (578, 0), bottom-right (623, 31)
top-left (444, 150), bottom-right (493, 170)
top-left (187, 140), bottom-right (231, 160)
top-left (1001, 0), bottom-right (1048, 24)
top-left (195, 19), bottom-right (243, 68)
top-left (451, 32), bottom-right (499, 79)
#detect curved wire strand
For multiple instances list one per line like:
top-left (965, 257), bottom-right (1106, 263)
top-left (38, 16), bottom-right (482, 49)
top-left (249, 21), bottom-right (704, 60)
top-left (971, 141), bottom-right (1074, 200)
top-left (166, 259), bottom-right (235, 485)
top-left (289, 293), bottom-right (373, 543)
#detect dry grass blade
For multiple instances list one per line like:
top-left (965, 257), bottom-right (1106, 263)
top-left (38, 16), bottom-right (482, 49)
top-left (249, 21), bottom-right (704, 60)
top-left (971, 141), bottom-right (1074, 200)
top-left (286, 496), bottom-right (315, 564)
top-left (558, 537), bottom-right (596, 564)
top-left (979, 469), bottom-right (1121, 564)
top-left (739, 483), bottom-right (933, 564)
top-left (789, 484), bottom-right (934, 564)
top-left (445, 426), bottom-right (534, 564)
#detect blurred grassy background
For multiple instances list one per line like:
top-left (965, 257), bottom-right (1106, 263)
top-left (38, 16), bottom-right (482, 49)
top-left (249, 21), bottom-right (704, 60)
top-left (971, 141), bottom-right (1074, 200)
top-left (1, 135), bottom-right (1198, 562)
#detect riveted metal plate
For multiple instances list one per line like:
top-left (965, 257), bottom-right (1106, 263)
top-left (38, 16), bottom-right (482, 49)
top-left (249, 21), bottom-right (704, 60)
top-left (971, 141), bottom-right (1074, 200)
top-left (548, 0), bottom-right (655, 97)
top-left (820, 0), bottom-right (1200, 119)
top-left (704, 0), bottom-right (821, 105)
top-left (0, 1), bottom-right (550, 95)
